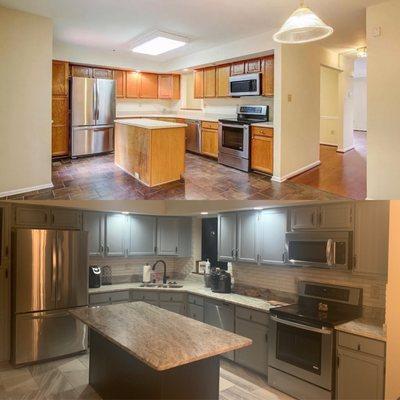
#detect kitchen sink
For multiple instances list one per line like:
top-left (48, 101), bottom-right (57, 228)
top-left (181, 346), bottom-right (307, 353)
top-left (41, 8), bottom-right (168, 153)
top-left (139, 283), bottom-right (183, 289)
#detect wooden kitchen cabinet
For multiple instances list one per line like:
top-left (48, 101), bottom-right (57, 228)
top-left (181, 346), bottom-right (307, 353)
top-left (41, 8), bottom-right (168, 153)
top-left (158, 75), bottom-right (180, 100)
top-left (216, 65), bottom-right (231, 97)
top-left (251, 127), bottom-right (274, 174)
top-left (113, 70), bottom-right (126, 98)
top-left (245, 59), bottom-right (262, 74)
top-left (139, 73), bottom-right (158, 99)
top-left (194, 69), bottom-right (204, 98)
top-left (52, 61), bottom-right (69, 96)
top-left (71, 65), bottom-right (93, 78)
top-left (52, 96), bottom-right (69, 157)
top-left (262, 55), bottom-right (274, 96)
top-left (125, 71), bottom-right (140, 98)
top-left (231, 62), bottom-right (245, 76)
top-left (201, 128), bottom-right (218, 158)
top-left (93, 68), bottom-right (113, 79)
top-left (204, 67), bottom-right (216, 98)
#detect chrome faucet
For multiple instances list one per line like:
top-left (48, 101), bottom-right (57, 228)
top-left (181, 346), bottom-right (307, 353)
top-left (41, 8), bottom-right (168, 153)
top-left (152, 260), bottom-right (168, 284)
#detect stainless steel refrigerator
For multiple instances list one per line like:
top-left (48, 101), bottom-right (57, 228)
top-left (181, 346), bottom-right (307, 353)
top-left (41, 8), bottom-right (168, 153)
top-left (11, 229), bottom-right (89, 366)
top-left (71, 77), bottom-right (116, 157)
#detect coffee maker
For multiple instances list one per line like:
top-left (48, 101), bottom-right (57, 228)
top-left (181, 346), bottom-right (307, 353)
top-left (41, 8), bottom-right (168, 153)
top-left (89, 266), bottom-right (102, 289)
top-left (210, 269), bottom-right (232, 294)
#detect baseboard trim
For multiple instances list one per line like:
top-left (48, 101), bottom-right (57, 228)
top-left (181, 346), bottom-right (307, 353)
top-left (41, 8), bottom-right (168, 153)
top-left (320, 141), bottom-right (338, 147)
top-left (337, 145), bottom-right (355, 153)
top-left (271, 161), bottom-right (321, 183)
top-left (0, 183), bottom-right (54, 198)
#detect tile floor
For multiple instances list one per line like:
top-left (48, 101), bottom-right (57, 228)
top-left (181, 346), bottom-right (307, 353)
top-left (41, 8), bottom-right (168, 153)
top-left (0, 355), bottom-right (294, 400)
top-left (291, 131), bottom-right (367, 200)
top-left (2, 153), bottom-right (344, 201)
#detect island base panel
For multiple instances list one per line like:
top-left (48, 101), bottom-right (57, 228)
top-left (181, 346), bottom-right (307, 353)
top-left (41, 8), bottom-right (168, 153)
top-left (89, 330), bottom-right (220, 400)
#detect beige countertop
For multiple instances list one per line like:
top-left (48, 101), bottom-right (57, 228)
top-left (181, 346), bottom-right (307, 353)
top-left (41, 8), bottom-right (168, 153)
top-left (70, 302), bottom-right (252, 371)
top-left (335, 319), bottom-right (386, 342)
top-left (116, 112), bottom-right (233, 122)
top-left (89, 280), bottom-right (287, 312)
top-left (114, 118), bottom-right (187, 129)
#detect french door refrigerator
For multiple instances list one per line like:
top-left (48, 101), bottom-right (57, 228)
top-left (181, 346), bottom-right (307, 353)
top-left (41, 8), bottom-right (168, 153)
top-left (11, 229), bottom-right (89, 366)
top-left (71, 77), bottom-right (116, 157)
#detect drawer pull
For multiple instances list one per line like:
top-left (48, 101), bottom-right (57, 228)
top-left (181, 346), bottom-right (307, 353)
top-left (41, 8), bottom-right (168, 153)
top-left (249, 315), bottom-right (253, 321)
top-left (357, 344), bottom-right (361, 351)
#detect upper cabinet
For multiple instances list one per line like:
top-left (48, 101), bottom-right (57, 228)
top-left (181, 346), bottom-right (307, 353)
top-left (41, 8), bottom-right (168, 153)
top-left (104, 214), bottom-right (126, 257)
top-left (70, 65), bottom-right (93, 78)
top-left (140, 73), bottom-right (158, 99)
top-left (231, 62), bottom-right (245, 76)
top-left (52, 60), bottom-right (69, 96)
top-left (157, 218), bottom-right (179, 256)
top-left (218, 213), bottom-right (237, 262)
top-left (237, 211), bottom-right (258, 263)
top-left (216, 66), bottom-right (231, 98)
top-left (127, 215), bottom-right (157, 257)
top-left (126, 71), bottom-right (140, 98)
top-left (290, 203), bottom-right (354, 231)
top-left (194, 70), bottom-right (204, 99)
top-left (92, 68), bottom-right (113, 79)
top-left (114, 70), bottom-right (126, 98)
top-left (245, 59), bottom-right (262, 74)
top-left (204, 68), bottom-right (216, 98)
top-left (83, 212), bottom-right (105, 257)
top-left (158, 75), bottom-right (180, 100)
top-left (262, 55), bottom-right (274, 97)
top-left (353, 201), bottom-right (389, 277)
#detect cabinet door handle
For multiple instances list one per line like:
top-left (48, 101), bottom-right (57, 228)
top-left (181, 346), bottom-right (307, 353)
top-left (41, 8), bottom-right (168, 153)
top-left (100, 245), bottom-right (104, 254)
top-left (175, 246), bottom-right (178, 254)
top-left (311, 213), bottom-right (315, 226)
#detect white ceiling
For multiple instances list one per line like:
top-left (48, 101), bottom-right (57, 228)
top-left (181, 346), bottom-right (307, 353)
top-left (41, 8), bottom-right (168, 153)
top-left (0, 0), bottom-right (384, 64)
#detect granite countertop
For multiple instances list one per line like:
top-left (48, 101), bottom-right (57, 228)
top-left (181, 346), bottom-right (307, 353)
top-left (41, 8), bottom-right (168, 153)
top-left (114, 118), bottom-right (187, 129)
top-left (252, 122), bottom-right (275, 128)
top-left (115, 112), bottom-right (234, 122)
top-left (335, 319), bottom-right (386, 342)
top-left (89, 280), bottom-right (288, 313)
top-left (70, 302), bottom-right (252, 371)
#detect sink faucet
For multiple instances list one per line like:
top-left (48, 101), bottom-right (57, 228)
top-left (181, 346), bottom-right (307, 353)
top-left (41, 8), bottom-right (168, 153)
top-left (152, 260), bottom-right (168, 284)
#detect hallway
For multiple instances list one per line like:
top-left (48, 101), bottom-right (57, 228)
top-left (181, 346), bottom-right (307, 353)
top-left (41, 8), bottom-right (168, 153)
top-left (290, 131), bottom-right (367, 200)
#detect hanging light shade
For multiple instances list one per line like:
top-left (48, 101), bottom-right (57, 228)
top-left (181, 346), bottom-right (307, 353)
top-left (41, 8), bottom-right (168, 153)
top-left (273, 3), bottom-right (334, 44)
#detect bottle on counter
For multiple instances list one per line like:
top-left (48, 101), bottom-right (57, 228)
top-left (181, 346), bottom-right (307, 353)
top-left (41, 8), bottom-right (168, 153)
top-left (205, 259), bottom-right (211, 275)
top-left (227, 262), bottom-right (234, 289)
top-left (143, 263), bottom-right (152, 283)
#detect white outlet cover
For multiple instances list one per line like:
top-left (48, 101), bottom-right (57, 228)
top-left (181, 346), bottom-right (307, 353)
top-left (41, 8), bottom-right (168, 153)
top-left (372, 27), bottom-right (382, 37)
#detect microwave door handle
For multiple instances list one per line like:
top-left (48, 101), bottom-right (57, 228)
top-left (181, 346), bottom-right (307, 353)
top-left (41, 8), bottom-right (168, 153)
top-left (326, 239), bottom-right (334, 266)
top-left (270, 315), bottom-right (333, 335)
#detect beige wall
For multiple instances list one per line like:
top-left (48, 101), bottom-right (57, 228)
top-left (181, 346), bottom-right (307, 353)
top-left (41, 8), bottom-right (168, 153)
top-left (367, 0), bottom-right (400, 199)
top-left (320, 66), bottom-right (340, 146)
top-left (0, 6), bottom-right (53, 196)
top-left (385, 201), bottom-right (400, 399)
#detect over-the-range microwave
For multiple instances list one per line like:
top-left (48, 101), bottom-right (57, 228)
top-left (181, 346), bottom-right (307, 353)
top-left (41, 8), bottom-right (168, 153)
top-left (229, 73), bottom-right (261, 97)
top-left (284, 231), bottom-right (353, 270)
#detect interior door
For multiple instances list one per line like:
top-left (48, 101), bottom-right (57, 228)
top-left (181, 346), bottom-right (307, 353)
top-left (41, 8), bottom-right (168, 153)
top-left (56, 231), bottom-right (88, 309)
top-left (96, 79), bottom-right (115, 126)
top-left (71, 77), bottom-right (96, 127)
top-left (13, 229), bottom-right (56, 313)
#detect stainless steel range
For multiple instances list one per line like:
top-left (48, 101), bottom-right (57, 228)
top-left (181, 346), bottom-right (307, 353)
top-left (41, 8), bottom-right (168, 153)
top-left (218, 105), bottom-right (269, 172)
top-left (268, 281), bottom-right (363, 400)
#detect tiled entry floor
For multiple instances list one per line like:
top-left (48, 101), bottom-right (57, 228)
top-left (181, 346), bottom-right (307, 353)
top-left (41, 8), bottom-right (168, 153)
top-left (3, 153), bottom-right (343, 201)
top-left (0, 355), bottom-right (294, 400)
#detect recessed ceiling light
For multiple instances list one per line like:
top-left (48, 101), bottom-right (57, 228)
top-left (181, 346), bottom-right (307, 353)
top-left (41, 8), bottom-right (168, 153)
top-left (253, 207), bottom-right (263, 210)
top-left (201, 212), bottom-right (209, 215)
top-left (132, 36), bottom-right (187, 56)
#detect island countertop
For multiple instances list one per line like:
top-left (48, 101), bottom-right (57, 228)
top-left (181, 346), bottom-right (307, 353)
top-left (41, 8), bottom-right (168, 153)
top-left (70, 302), bottom-right (252, 371)
top-left (115, 118), bottom-right (187, 129)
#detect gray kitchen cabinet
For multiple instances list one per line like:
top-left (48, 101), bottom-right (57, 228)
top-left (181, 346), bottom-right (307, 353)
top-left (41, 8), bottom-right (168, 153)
top-left (258, 208), bottom-right (287, 265)
top-left (105, 214), bottom-right (126, 257)
top-left (237, 211), bottom-right (258, 263)
top-left (319, 203), bottom-right (354, 230)
top-left (336, 347), bottom-right (385, 400)
top-left (204, 299), bottom-right (235, 360)
top-left (187, 303), bottom-right (204, 322)
top-left (127, 215), bottom-right (157, 257)
top-left (353, 201), bottom-right (389, 277)
top-left (131, 290), bottom-right (159, 306)
top-left (290, 206), bottom-right (319, 230)
top-left (89, 290), bottom-right (130, 305)
top-left (157, 218), bottom-right (179, 256)
top-left (218, 213), bottom-right (237, 262)
top-left (13, 206), bottom-right (51, 228)
top-left (235, 317), bottom-right (268, 375)
top-left (178, 218), bottom-right (192, 257)
top-left (51, 209), bottom-right (82, 230)
top-left (83, 212), bottom-right (105, 257)
top-left (159, 302), bottom-right (186, 315)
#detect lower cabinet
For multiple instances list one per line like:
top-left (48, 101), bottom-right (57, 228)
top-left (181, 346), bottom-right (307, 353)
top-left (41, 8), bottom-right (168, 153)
top-left (131, 290), bottom-right (159, 306)
top-left (159, 302), bottom-right (186, 315)
top-left (159, 292), bottom-right (186, 315)
top-left (187, 295), bottom-right (205, 322)
top-left (204, 300), bottom-right (235, 360)
top-left (89, 290), bottom-right (130, 305)
top-left (234, 307), bottom-right (269, 375)
top-left (336, 332), bottom-right (385, 400)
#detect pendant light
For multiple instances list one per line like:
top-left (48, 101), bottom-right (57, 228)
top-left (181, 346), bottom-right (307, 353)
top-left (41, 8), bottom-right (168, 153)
top-left (273, 1), bottom-right (334, 44)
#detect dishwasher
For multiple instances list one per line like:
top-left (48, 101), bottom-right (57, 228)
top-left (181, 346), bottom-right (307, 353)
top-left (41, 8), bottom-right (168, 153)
top-left (185, 120), bottom-right (201, 154)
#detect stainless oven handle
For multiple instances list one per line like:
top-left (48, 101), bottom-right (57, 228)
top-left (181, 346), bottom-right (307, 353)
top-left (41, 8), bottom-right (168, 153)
top-left (220, 123), bottom-right (247, 129)
top-left (270, 315), bottom-right (333, 335)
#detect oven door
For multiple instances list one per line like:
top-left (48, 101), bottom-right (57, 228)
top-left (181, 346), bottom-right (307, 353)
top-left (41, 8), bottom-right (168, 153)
top-left (219, 123), bottom-right (249, 158)
top-left (285, 232), bottom-right (351, 270)
top-left (229, 73), bottom-right (261, 97)
top-left (269, 316), bottom-right (334, 390)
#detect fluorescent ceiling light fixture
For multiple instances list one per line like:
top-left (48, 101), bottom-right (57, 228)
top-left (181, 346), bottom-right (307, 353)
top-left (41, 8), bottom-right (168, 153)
top-left (357, 47), bottom-right (367, 58)
top-left (253, 207), bottom-right (263, 210)
top-left (201, 212), bottom-right (209, 215)
top-left (132, 35), bottom-right (187, 56)
top-left (274, 2), bottom-right (334, 44)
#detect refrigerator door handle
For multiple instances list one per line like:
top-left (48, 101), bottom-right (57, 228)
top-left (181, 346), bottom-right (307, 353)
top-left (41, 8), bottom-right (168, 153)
top-left (52, 234), bottom-right (58, 304)
top-left (95, 80), bottom-right (99, 125)
top-left (56, 233), bottom-right (63, 302)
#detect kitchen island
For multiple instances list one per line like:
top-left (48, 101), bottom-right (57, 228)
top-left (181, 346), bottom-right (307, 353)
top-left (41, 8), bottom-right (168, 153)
top-left (70, 302), bottom-right (252, 400)
top-left (114, 118), bottom-right (187, 187)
